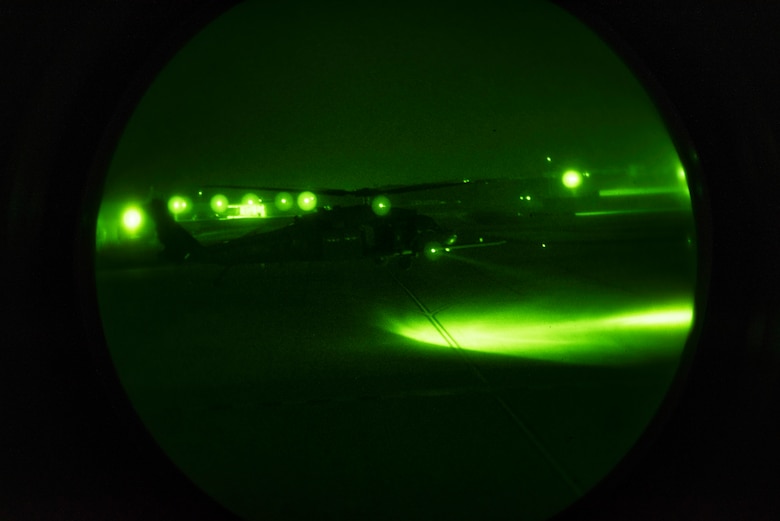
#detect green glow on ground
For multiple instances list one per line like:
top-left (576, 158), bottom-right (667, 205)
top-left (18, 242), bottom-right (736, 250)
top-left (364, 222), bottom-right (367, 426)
top-left (575, 208), bottom-right (679, 217)
top-left (382, 302), bottom-right (693, 366)
top-left (297, 191), bottom-right (317, 211)
top-left (599, 187), bottom-right (688, 197)
top-left (372, 195), bottom-right (391, 216)
top-left (210, 194), bottom-right (228, 214)
top-left (121, 207), bottom-right (143, 232)
top-left (562, 170), bottom-right (582, 189)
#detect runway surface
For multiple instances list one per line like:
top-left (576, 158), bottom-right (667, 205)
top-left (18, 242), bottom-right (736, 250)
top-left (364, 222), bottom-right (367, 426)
top-left (95, 212), bottom-right (698, 520)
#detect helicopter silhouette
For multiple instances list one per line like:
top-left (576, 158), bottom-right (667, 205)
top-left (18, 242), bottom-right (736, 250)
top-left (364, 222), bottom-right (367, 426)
top-left (144, 180), bottom-right (505, 270)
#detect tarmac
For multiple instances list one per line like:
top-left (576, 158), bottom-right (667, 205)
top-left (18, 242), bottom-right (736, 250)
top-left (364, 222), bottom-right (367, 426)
top-left (95, 211), bottom-right (698, 520)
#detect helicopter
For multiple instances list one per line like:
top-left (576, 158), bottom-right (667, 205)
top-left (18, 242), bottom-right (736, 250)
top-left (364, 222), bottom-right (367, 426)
top-left (144, 180), bottom-right (505, 270)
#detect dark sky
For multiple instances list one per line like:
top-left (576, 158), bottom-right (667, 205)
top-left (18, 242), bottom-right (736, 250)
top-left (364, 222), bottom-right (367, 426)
top-left (104, 0), bottom-right (679, 201)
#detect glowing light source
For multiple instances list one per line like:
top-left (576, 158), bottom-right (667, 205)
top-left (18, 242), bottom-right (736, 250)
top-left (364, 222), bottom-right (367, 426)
top-left (275, 192), bottom-right (294, 211)
top-left (423, 241), bottom-right (443, 261)
top-left (297, 191), bottom-right (317, 211)
top-left (562, 170), bottom-right (582, 189)
top-left (242, 193), bottom-right (260, 206)
top-left (235, 202), bottom-right (266, 218)
top-left (121, 207), bottom-right (143, 232)
top-left (372, 195), bottom-right (391, 216)
top-left (210, 194), bottom-right (228, 214)
top-left (168, 195), bottom-right (191, 215)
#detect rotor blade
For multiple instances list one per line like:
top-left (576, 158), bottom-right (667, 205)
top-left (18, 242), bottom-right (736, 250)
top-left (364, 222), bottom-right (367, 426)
top-left (200, 184), bottom-right (353, 196)
top-left (350, 180), bottom-right (472, 196)
top-left (201, 179), bottom-right (472, 197)
top-left (446, 239), bottom-right (507, 251)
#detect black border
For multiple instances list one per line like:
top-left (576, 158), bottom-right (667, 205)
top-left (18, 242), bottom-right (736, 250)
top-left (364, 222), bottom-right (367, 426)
top-left (3, 1), bottom-right (779, 520)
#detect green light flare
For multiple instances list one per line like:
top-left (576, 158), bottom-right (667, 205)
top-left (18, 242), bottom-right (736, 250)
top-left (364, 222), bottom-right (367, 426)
top-left (546, 156), bottom-right (552, 162)
top-left (423, 241), bottom-right (443, 261)
top-left (381, 303), bottom-right (693, 366)
top-left (121, 207), bottom-right (143, 232)
top-left (372, 195), bottom-right (391, 216)
top-left (168, 195), bottom-right (191, 215)
top-left (562, 170), bottom-right (582, 189)
top-left (575, 208), bottom-right (679, 217)
top-left (603, 309), bottom-right (692, 327)
top-left (275, 192), bottom-right (294, 211)
top-left (242, 192), bottom-right (260, 206)
top-left (677, 166), bottom-right (691, 198)
top-left (297, 191), bottom-right (317, 211)
top-left (599, 187), bottom-right (687, 197)
top-left (210, 194), bottom-right (228, 213)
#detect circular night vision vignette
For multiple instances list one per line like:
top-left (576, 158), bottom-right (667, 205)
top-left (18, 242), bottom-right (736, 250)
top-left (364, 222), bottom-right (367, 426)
top-left (93, 2), bottom-right (702, 520)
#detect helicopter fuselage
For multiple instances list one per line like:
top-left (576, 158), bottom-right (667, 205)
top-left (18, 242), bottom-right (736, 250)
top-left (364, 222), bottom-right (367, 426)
top-left (174, 204), bottom-right (456, 266)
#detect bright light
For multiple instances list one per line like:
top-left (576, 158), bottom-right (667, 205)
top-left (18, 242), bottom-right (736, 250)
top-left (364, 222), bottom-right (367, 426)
top-left (676, 166), bottom-right (690, 197)
top-left (562, 170), bottom-right (582, 189)
top-left (423, 241), bottom-right (443, 261)
top-left (380, 302), bottom-right (693, 366)
top-left (372, 195), bottom-right (391, 216)
top-left (275, 192), bottom-right (294, 211)
top-left (546, 156), bottom-right (552, 162)
top-left (242, 193), bottom-right (260, 206)
top-left (168, 195), bottom-right (191, 215)
top-left (297, 191), bottom-right (317, 211)
top-left (236, 203), bottom-right (266, 218)
top-left (599, 187), bottom-right (685, 197)
top-left (122, 207), bottom-right (143, 232)
top-left (576, 208), bottom-right (677, 217)
top-left (210, 194), bottom-right (228, 214)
